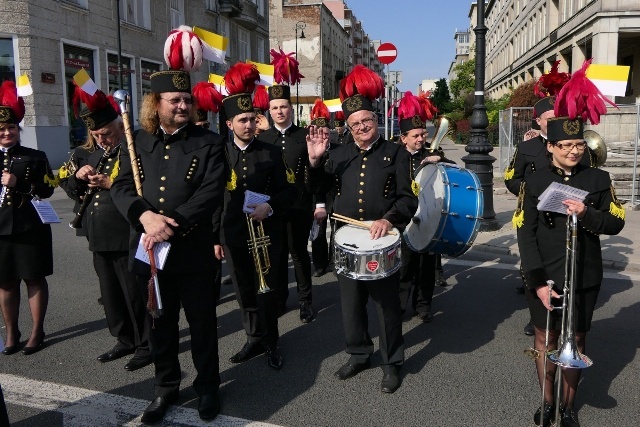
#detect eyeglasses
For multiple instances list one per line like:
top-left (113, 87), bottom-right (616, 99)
top-left (348, 117), bottom-right (376, 131)
top-left (160, 97), bottom-right (193, 106)
top-left (554, 142), bottom-right (587, 152)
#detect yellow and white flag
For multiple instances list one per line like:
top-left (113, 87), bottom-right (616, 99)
top-left (586, 64), bottom-right (630, 97)
top-left (324, 98), bottom-right (342, 113)
top-left (208, 73), bottom-right (228, 96)
top-left (193, 26), bottom-right (228, 65)
top-left (17, 74), bottom-right (33, 97)
top-left (73, 68), bottom-right (98, 96)
top-left (247, 60), bottom-right (274, 86)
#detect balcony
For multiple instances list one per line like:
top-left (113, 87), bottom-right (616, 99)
top-left (219, 0), bottom-right (243, 18)
top-left (233, 0), bottom-right (258, 30)
top-left (353, 47), bottom-right (362, 58)
top-left (352, 30), bottom-right (363, 42)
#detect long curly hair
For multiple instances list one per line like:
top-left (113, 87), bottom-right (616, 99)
top-left (139, 93), bottom-right (198, 134)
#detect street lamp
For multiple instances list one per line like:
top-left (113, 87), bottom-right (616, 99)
top-left (462, 0), bottom-right (499, 231)
top-left (295, 21), bottom-right (306, 126)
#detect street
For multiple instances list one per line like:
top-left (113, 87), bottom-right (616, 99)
top-left (2, 191), bottom-right (639, 427)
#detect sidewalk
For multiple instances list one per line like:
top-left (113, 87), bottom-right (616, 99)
top-left (437, 137), bottom-right (640, 273)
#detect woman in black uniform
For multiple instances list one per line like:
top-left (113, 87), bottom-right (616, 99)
top-left (517, 62), bottom-right (625, 426)
top-left (0, 81), bottom-right (56, 356)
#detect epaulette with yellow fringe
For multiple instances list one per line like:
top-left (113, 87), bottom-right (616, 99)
top-left (609, 184), bottom-right (625, 220)
top-left (226, 169), bottom-right (237, 191)
top-left (504, 148), bottom-right (518, 181)
top-left (512, 181), bottom-right (525, 229)
top-left (109, 158), bottom-right (120, 181)
top-left (57, 164), bottom-right (70, 180)
top-left (44, 174), bottom-right (59, 188)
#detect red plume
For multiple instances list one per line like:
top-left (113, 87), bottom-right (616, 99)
top-left (0, 81), bottom-right (25, 123)
top-left (106, 95), bottom-right (121, 115)
top-left (339, 65), bottom-right (384, 102)
top-left (71, 83), bottom-right (110, 117)
top-left (224, 62), bottom-right (259, 96)
top-left (253, 85), bottom-right (269, 112)
top-left (554, 59), bottom-right (617, 125)
top-left (334, 111), bottom-right (345, 121)
top-left (193, 82), bottom-right (223, 113)
top-left (310, 98), bottom-right (330, 120)
top-left (534, 60), bottom-right (571, 97)
top-left (397, 91), bottom-right (427, 122)
top-left (417, 91), bottom-right (439, 120)
top-left (163, 25), bottom-right (203, 71)
top-left (270, 48), bottom-right (304, 85)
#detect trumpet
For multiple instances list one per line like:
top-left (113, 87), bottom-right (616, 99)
top-left (429, 116), bottom-right (454, 152)
top-left (246, 214), bottom-right (272, 294)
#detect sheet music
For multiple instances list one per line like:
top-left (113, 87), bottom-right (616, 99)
top-left (536, 181), bottom-right (589, 215)
top-left (135, 234), bottom-right (171, 270)
top-left (243, 190), bottom-right (271, 214)
top-left (31, 199), bottom-right (61, 224)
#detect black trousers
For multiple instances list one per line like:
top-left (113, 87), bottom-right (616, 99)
top-left (338, 271), bottom-right (404, 367)
top-left (398, 242), bottom-right (437, 314)
top-left (94, 251), bottom-right (149, 355)
top-left (225, 243), bottom-right (280, 348)
top-left (311, 218), bottom-right (333, 271)
top-left (136, 271), bottom-right (220, 398)
top-left (276, 210), bottom-right (314, 305)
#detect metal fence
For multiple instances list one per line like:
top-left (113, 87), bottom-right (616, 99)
top-left (497, 107), bottom-right (535, 174)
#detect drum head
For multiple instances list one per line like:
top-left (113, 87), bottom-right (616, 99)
top-left (404, 163), bottom-right (445, 252)
top-left (335, 223), bottom-right (399, 253)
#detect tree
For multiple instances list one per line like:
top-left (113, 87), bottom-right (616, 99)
top-left (449, 59), bottom-right (476, 100)
top-left (431, 78), bottom-right (452, 113)
top-left (506, 80), bottom-right (539, 108)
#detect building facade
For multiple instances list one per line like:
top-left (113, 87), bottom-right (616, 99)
top-left (485, 0), bottom-right (640, 104)
top-left (0, 0), bottom-right (268, 166)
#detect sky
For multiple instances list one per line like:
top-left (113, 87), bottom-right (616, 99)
top-left (343, 0), bottom-right (474, 92)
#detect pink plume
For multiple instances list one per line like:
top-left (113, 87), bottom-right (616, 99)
top-left (397, 91), bottom-right (428, 122)
top-left (163, 26), bottom-right (203, 71)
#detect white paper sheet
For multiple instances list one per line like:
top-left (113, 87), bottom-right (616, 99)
top-left (135, 234), bottom-right (171, 270)
top-left (537, 181), bottom-right (589, 215)
top-left (31, 199), bottom-right (61, 224)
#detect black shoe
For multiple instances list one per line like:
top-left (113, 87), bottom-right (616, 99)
top-left (198, 393), bottom-right (221, 421)
top-left (97, 346), bottom-right (135, 362)
top-left (2, 332), bottom-right (21, 355)
top-left (229, 342), bottom-right (265, 363)
top-left (124, 355), bottom-right (153, 371)
top-left (334, 360), bottom-right (371, 380)
top-left (381, 366), bottom-right (401, 393)
top-left (524, 321), bottom-right (535, 336)
top-left (141, 393), bottom-right (178, 424)
top-left (436, 278), bottom-right (448, 286)
top-left (533, 402), bottom-right (554, 427)
top-left (516, 285), bottom-right (526, 294)
top-left (416, 311), bottom-right (433, 323)
top-left (299, 303), bottom-right (314, 323)
top-left (265, 347), bottom-right (284, 370)
top-left (22, 333), bottom-right (45, 355)
top-left (560, 407), bottom-right (580, 427)
top-left (312, 267), bottom-right (326, 277)
top-left (222, 276), bottom-right (233, 285)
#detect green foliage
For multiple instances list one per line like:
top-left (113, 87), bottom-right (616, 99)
top-left (486, 93), bottom-right (512, 124)
top-left (431, 78), bottom-right (452, 113)
top-left (449, 59), bottom-right (476, 99)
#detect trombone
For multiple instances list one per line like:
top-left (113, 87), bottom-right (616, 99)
top-left (246, 214), bottom-right (272, 294)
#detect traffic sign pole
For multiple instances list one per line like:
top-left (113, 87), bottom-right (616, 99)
top-left (377, 43), bottom-right (397, 141)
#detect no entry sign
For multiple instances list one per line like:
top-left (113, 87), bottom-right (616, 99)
top-left (377, 43), bottom-right (397, 65)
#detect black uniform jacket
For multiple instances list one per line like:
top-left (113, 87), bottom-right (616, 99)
top-left (504, 135), bottom-right (594, 196)
top-left (111, 123), bottom-right (226, 274)
top-left (517, 164), bottom-right (625, 291)
top-left (0, 145), bottom-right (55, 235)
top-left (213, 138), bottom-right (297, 246)
top-left (311, 137), bottom-right (417, 230)
top-left (59, 145), bottom-right (130, 252)
top-left (257, 125), bottom-right (313, 213)
top-left (407, 146), bottom-right (452, 177)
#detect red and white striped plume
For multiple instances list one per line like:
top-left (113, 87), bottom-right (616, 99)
top-left (164, 25), bottom-right (204, 71)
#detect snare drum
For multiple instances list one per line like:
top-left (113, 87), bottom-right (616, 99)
top-left (334, 223), bottom-right (401, 280)
top-left (403, 163), bottom-right (483, 257)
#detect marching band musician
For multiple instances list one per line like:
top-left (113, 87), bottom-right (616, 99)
top-left (59, 86), bottom-right (151, 370)
top-left (257, 49), bottom-right (315, 323)
top-left (332, 111), bottom-right (351, 145)
top-left (516, 61), bottom-right (625, 427)
top-left (111, 28), bottom-right (226, 422)
top-left (214, 62), bottom-right (296, 371)
top-left (0, 81), bottom-right (56, 356)
top-left (396, 92), bottom-right (444, 323)
top-left (307, 65), bottom-right (417, 393)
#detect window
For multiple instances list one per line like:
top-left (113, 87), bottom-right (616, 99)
top-left (120, 0), bottom-right (151, 30)
top-left (140, 60), bottom-right (162, 97)
top-left (64, 44), bottom-right (96, 147)
top-left (61, 0), bottom-right (88, 7)
top-left (254, 0), bottom-right (265, 16)
top-left (238, 27), bottom-right (250, 62)
top-left (170, 0), bottom-right (184, 29)
top-left (257, 36), bottom-right (266, 63)
top-left (107, 53), bottom-right (132, 94)
top-left (0, 38), bottom-right (15, 84)
top-left (205, 0), bottom-right (218, 12)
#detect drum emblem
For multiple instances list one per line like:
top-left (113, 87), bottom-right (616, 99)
top-left (366, 261), bottom-right (379, 272)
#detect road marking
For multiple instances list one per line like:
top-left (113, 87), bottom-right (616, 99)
top-left (1, 374), bottom-right (281, 427)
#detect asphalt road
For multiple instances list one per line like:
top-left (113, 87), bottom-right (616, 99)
top-left (2, 191), bottom-right (639, 427)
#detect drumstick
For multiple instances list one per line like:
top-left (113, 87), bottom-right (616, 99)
top-left (331, 213), bottom-right (397, 235)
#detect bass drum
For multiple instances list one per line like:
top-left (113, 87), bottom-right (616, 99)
top-left (403, 163), bottom-right (483, 257)
top-left (334, 223), bottom-right (401, 280)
